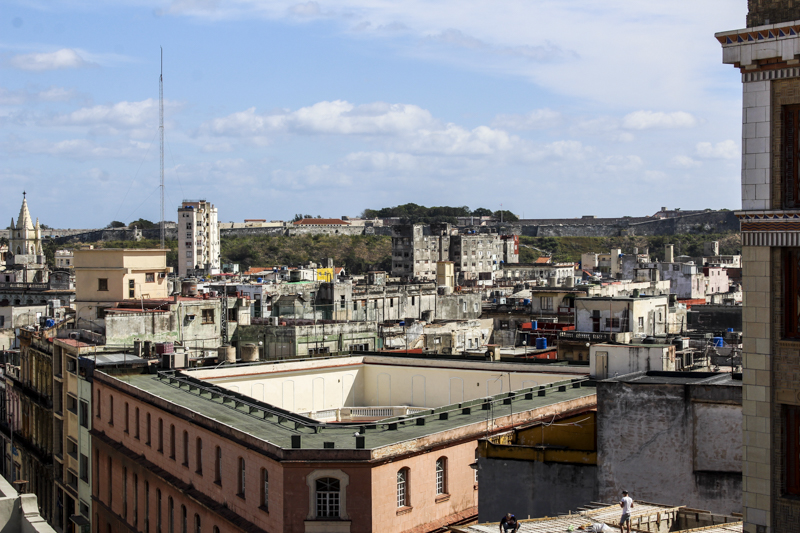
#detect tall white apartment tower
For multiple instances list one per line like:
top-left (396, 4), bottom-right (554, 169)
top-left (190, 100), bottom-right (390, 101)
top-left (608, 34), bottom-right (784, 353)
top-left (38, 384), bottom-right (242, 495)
top-left (177, 199), bottom-right (220, 278)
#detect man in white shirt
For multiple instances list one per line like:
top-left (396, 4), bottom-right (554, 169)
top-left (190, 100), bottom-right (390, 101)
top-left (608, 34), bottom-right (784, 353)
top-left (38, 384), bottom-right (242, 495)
top-left (619, 490), bottom-right (634, 533)
top-left (578, 523), bottom-right (607, 532)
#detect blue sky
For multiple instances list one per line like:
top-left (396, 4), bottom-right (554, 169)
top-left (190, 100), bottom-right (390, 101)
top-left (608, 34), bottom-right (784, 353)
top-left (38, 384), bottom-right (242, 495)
top-left (2, 0), bottom-right (747, 228)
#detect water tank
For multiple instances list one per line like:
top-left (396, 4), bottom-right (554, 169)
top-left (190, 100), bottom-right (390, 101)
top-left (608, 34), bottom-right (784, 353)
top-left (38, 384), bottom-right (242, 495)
top-left (712, 337), bottom-right (724, 347)
top-left (535, 337), bottom-right (547, 350)
top-left (523, 298), bottom-right (531, 306)
top-left (565, 276), bottom-right (575, 288)
top-left (44, 318), bottom-right (55, 328)
top-left (548, 276), bottom-right (558, 287)
top-left (241, 343), bottom-right (259, 362)
top-left (218, 345), bottom-right (236, 363)
top-left (257, 277), bottom-right (263, 283)
top-left (531, 320), bottom-right (538, 330)
top-left (181, 280), bottom-right (198, 297)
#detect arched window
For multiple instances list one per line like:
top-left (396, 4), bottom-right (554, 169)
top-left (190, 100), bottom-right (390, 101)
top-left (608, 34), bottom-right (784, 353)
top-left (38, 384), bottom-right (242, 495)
top-left (213, 527), bottom-right (220, 533)
top-left (315, 478), bottom-right (340, 518)
top-left (182, 431), bottom-right (189, 466)
top-left (109, 395), bottom-right (114, 425)
top-left (397, 468), bottom-right (409, 508)
top-left (146, 413), bottom-right (151, 445)
top-left (194, 514), bottom-right (201, 533)
top-left (170, 424), bottom-right (176, 459)
top-left (196, 438), bottom-right (203, 475)
top-left (158, 418), bottom-right (164, 452)
top-left (181, 504), bottom-right (187, 533)
top-left (261, 468), bottom-right (269, 511)
top-left (238, 457), bottom-right (246, 497)
top-left (135, 407), bottom-right (140, 439)
top-left (435, 457), bottom-right (447, 495)
top-left (214, 447), bottom-right (222, 485)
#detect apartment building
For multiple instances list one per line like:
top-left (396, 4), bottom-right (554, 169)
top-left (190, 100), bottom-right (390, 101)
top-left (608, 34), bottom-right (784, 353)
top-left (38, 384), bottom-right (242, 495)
top-left (178, 200), bottom-right (220, 278)
top-left (717, 5), bottom-right (800, 532)
top-left (72, 248), bottom-right (171, 329)
top-left (390, 224), bottom-right (518, 282)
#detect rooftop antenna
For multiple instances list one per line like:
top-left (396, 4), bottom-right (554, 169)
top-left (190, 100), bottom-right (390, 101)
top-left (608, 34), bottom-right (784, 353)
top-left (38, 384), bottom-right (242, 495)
top-left (159, 47), bottom-right (165, 249)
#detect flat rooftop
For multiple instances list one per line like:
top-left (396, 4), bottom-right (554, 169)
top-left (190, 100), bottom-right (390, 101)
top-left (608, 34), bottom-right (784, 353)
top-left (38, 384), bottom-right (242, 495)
top-left (456, 502), bottom-right (741, 533)
top-left (606, 370), bottom-right (742, 386)
top-left (106, 355), bottom-right (595, 452)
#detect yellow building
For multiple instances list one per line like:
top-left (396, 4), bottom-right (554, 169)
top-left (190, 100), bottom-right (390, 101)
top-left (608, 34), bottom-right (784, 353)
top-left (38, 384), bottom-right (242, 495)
top-left (436, 261), bottom-right (454, 290)
top-left (73, 248), bottom-right (171, 325)
top-left (316, 267), bottom-right (335, 283)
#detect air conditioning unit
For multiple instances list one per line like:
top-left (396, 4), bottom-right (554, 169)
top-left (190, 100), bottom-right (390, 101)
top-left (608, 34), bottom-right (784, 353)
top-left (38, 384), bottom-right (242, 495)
top-left (69, 332), bottom-right (80, 340)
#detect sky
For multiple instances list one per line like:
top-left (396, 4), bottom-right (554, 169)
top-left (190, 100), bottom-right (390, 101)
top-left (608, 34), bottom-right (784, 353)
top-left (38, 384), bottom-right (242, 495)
top-left (2, 0), bottom-right (747, 228)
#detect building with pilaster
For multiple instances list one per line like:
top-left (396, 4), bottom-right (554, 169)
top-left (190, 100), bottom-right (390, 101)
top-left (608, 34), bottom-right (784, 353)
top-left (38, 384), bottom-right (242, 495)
top-left (717, 5), bottom-right (800, 532)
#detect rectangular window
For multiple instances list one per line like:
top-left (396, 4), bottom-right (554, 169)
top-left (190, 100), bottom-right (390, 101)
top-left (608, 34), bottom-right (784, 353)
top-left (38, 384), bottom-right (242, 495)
top-left (785, 105), bottom-right (800, 207)
top-left (79, 401), bottom-right (89, 428)
top-left (604, 318), bottom-right (621, 329)
top-left (638, 317), bottom-right (644, 329)
top-left (146, 273), bottom-right (155, 283)
top-left (98, 278), bottom-right (108, 291)
top-left (785, 250), bottom-right (800, 338)
top-left (787, 405), bottom-right (800, 495)
top-left (202, 309), bottom-right (214, 324)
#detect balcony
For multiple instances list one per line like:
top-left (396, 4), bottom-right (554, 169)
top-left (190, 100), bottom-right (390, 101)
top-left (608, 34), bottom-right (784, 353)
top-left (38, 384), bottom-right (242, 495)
top-left (557, 330), bottom-right (630, 343)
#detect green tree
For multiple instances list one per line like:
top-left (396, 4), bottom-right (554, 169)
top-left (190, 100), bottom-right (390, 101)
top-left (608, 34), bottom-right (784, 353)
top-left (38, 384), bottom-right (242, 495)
top-left (106, 221), bottom-right (126, 229)
top-left (128, 218), bottom-right (157, 229)
top-left (471, 207), bottom-right (493, 217)
top-left (493, 209), bottom-right (519, 222)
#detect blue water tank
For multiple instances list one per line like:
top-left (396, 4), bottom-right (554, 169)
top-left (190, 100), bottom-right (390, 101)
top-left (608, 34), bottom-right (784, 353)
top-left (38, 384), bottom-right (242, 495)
top-left (492, 298), bottom-right (497, 303)
top-left (531, 320), bottom-right (538, 330)
top-left (399, 321), bottom-right (405, 326)
top-left (523, 298), bottom-right (531, 306)
top-left (727, 328), bottom-right (734, 333)
top-left (712, 337), bottom-right (724, 347)
top-left (257, 277), bottom-right (263, 283)
top-left (535, 337), bottom-right (547, 350)
top-left (45, 319), bottom-right (55, 328)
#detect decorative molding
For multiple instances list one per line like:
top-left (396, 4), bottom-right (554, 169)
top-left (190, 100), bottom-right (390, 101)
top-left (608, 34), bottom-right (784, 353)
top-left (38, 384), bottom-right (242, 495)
top-left (743, 67), bottom-right (800, 83)
top-left (716, 21), bottom-right (800, 45)
top-left (742, 231), bottom-right (800, 246)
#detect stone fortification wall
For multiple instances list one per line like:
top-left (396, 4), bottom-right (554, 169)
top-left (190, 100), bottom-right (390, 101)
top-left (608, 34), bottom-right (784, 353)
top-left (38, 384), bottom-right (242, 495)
top-left (509, 210), bottom-right (739, 237)
top-left (53, 227), bottom-right (177, 244)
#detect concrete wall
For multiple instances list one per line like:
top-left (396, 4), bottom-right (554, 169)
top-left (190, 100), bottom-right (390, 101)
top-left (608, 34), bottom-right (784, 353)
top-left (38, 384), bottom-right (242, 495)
top-left (477, 458), bottom-right (596, 521)
top-left (589, 344), bottom-right (676, 379)
top-left (596, 378), bottom-right (742, 515)
top-left (204, 359), bottom-right (576, 411)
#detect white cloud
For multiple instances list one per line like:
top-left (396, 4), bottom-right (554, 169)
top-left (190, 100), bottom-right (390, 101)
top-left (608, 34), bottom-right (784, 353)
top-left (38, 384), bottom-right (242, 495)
top-left (492, 108), bottom-right (561, 130)
top-left (670, 155), bottom-right (702, 168)
top-left (7, 138), bottom-right (146, 160)
top-left (201, 142), bottom-right (234, 153)
top-left (622, 111), bottom-right (697, 130)
top-left (0, 86), bottom-right (80, 105)
top-left (201, 100), bottom-right (436, 137)
top-left (9, 49), bottom-right (92, 71)
top-left (695, 140), bottom-right (738, 160)
top-left (289, 1), bottom-right (322, 17)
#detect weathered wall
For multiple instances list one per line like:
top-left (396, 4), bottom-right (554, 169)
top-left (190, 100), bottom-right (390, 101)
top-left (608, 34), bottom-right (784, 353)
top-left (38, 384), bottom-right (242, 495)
top-left (746, 0), bottom-right (800, 27)
top-left (596, 379), bottom-right (742, 515)
top-left (477, 458), bottom-right (596, 521)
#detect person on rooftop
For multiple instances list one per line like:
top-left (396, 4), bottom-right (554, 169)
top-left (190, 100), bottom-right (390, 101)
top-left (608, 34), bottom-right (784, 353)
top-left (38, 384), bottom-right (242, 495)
top-left (578, 523), bottom-right (607, 532)
top-left (499, 512), bottom-right (519, 533)
top-left (619, 490), bottom-right (634, 533)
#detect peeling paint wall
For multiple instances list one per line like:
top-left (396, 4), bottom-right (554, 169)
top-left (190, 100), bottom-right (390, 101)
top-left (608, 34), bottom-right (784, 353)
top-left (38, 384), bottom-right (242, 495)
top-left (596, 380), bottom-right (742, 515)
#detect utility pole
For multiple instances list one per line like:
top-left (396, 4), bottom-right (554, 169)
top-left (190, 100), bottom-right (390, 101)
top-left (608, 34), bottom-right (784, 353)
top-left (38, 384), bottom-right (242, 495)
top-left (159, 47), bottom-right (165, 250)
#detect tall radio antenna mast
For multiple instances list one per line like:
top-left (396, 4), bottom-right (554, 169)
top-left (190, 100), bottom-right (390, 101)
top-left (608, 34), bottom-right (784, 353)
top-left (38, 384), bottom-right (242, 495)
top-left (159, 47), bottom-right (165, 249)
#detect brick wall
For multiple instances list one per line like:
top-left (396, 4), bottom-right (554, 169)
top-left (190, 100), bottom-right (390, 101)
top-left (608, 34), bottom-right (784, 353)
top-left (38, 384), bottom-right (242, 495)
top-left (747, 0), bottom-right (800, 27)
